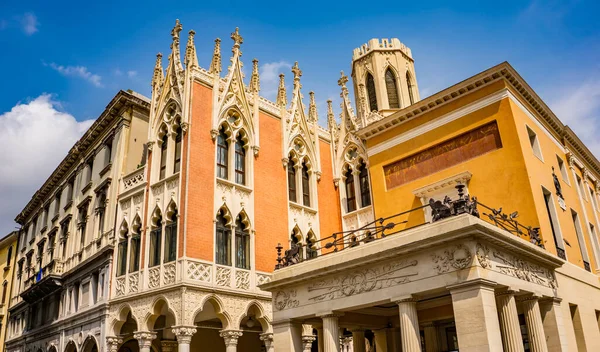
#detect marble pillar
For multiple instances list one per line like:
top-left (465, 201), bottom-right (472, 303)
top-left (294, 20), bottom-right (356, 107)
top-left (496, 291), bottom-right (524, 352)
top-left (133, 331), bottom-right (157, 352)
top-left (539, 298), bottom-right (568, 352)
top-left (397, 299), bottom-right (421, 352)
top-left (106, 337), bottom-right (122, 352)
top-left (522, 297), bottom-right (549, 352)
top-left (351, 329), bottom-right (366, 352)
top-left (220, 330), bottom-right (243, 352)
top-left (172, 326), bottom-right (197, 352)
top-left (322, 314), bottom-right (341, 352)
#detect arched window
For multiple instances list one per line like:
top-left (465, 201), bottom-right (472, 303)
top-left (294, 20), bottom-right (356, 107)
top-left (235, 215), bottom-right (250, 269)
top-left (173, 126), bottom-right (182, 173)
top-left (306, 234), bottom-right (317, 259)
top-left (1, 281), bottom-right (7, 304)
top-left (358, 161), bottom-right (371, 207)
top-left (385, 69), bottom-right (400, 109)
top-left (129, 217), bottom-right (141, 273)
top-left (234, 134), bottom-right (246, 185)
top-left (288, 158), bottom-right (297, 203)
top-left (366, 73), bottom-right (378, 112)
top-left (164, 208), bottom-right (177, 263)
top-left (406, 72), bottom-right (415, 105)
top-left (217, 127), bottom-right (229, 179)
top-left (149, 213), bottom-right (162, 267)
top-left (345, 167), bottom-right (356, 212)
top-left (159, 133), bottom-right (168, 180)
top-left (116, 228), bottom-right (128, 277)
top-left (302, 162), bottom-right (311, 207)
top-left (216, 210), bottom-right (231, 266)
top-left (291, 230), bottom-right (303, 262)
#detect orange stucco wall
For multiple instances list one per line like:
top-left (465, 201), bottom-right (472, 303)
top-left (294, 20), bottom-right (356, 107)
top-left (254, 112), bottom-right (289, 273)
top-left (317, 139), bottom-right (342, 241)
top-left (185, 82), bottom-right (216, 261)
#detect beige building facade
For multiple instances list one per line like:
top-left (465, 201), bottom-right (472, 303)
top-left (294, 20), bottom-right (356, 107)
top-left (0, 232), bottom-right (17, 352)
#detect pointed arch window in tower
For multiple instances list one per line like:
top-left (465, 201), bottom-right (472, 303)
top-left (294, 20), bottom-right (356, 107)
top-left (216, 210), bottom-right (231, 266)
top-left (117, 229), bottom-right (128, 277)
top-left (359, 161), bottom-right (372, 207)
top-left (345, 168), bottom-right (357, 213)
top-left (366, 73), bottom-right (378, 112)
top-left (235, 215), bottom-right (250, 269)
top-left (288, 158), bottom-right (297, 203)
top-left (217, 127), bottom-right (229, 179)
top-left (149, 214), bottom-right (162, 267)
top-left (302, 162), bottom-right (311, 207)
top-left (406, 72), bottom-right (415, 105)
top-left (235, 134), bottom-right (246, 185)
top-left (159, 133), bottom-right (168, 180)
top-left (173, 126), bottom-right (182, 174)
top-left (385, 69), bottom-right (400, 109)
top-left (164, 208), bottom-right (178, 263)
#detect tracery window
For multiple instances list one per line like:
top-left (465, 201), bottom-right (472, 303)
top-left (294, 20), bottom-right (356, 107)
top-left (116, 227), bottom-right (128, 277)
top-left (159, 133), bottom-right (168, 180)
top-left (164, 208), bottom-right (177, 263)
top-left (359, 161), bottom-right (372, 207)
top-left (149, 213), bottom-right (162, 267)
top-left (215, 210), bottom-right (231, 266)
top-left (302, 162), bottom-right (311, 207)
top-left (217, 127), bottom-right (229, 179)
top-left (345, 167), bottom-right (357, 212)
top-left (173, 126), bottom-right (182, 174)
top-left (406, 72), bottom-right (415, 105)
top-left (288, 158), bottom-right (297, 203)
top-left (235, 134), bottom-right (246, 185)
top-left (291, 230), bottom-right (303, 262)
top-left (385, 69), bottom-right (400, 109)
top-left (129, 217), bottom-right (141, 273)
top-left (306, 234), bottom-right (317, 259)
top-left (235, 215), bottom-right (250, 269)
top-left (366, 73), bottom-right (378, 112)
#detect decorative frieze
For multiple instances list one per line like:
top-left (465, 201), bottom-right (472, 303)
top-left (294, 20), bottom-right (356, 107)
top-left (187, 261), bottom-right (211, 283)
top-left (431, 244), bottom-right (472, 273)
top-left (235, 270), bottom-right (250, 290)
top-left (216, 266), bottom-right (231, 287)
top-left (164, 263), bottom-right (176, 285)
top-left (274, 289), bottom-right (300, 311)
top-left (149, 267), bottom-right (161, 288)
top-left (128, 272), bottom-right (139, 293)
top-left (115, 277), bottom-right (125, 296)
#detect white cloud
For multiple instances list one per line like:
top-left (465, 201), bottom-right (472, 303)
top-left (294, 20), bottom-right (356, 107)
top-left (45, 62), bottom-right (103, 87)
top-left (259, 61), bottom-right (292, 101)
top-left (550, 79), bottom-right (600, 159)
top-left (20, 12), bottom-right (38, 35)
top-left (0, 94), bottom-right (94, 234)
top-left (127, 70), bottom-right (137, 78)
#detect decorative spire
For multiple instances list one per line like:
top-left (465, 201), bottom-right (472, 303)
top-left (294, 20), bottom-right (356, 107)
top-left (308, 91), bottom-right (317, 122)
top-left (276, 74), bottom-right (287, 108)
top-left (209, 38), bottom-right (222, 74)
top-left (171, 19), bottom-right (182, 42)
top-left (231, 27), bottom-right (243, 53)
top-left (250, 58), bottom-right (260, 93)
top-left (291, 61), bottom-right (302, 89)
top-left (185, 30), bottom-right (199, 68)
top-left (170, 19), bottom-right (184, 74)
top-left (326, 99), bottom-right (336, 130)
top-left (151, 53), bottom-right (164, 88)
top-left (338, 71), bottom-right (349, 97)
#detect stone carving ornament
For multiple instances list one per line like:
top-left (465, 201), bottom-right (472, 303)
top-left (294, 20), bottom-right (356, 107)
top-left (493, 251), bottom-right (557, 289)
top-left (235, 270), bottom-right (250, 290)
top-left (431, 244), bottom-right (472, 273)
top-left (216, 266), bottom-right (232, 287)
top-left (149, 267), bottom-right (161, 288)
top-left (115, 277), bottom-right (125, 296)
top-left (274, 289), bottom-right (300, 311)
top-left (164, 262), bottom-right (176, 285)
top-left (476, 243), bottom-right (491, 269)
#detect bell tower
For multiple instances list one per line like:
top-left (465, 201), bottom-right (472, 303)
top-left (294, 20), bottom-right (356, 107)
top-left (351, 38), bottom-right (420, 127)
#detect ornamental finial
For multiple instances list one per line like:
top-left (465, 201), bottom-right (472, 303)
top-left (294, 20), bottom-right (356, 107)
top-left (308, 91), bottom-right (317, 122)
top-left (152, 53), bottom-right (164, 88)
top-left (326, 99), bottom-right (336, 130)
top-left (231, 27), bottom-right (243, 49)
top-left (185, 30), bottom-right (199, 68)
top-left (292, 61), bottom-right (302, 83)
top-left (276, 74), bottom-right (287, 108)
top-left (209, 38), bottom-right (222, 74)
top-left (250, 58), bottom-right (260, 93)
top-left (338, 71), bottom-right (349, 96)
top-left (171, 19), bottom-right (183, 42)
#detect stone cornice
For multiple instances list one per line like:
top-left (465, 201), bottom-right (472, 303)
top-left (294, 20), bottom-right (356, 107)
top-left (15, 90), bottom-right (150, 224)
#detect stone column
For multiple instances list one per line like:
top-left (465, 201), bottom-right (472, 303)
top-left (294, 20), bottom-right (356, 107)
top-left (448, 279), bottom-right (503, 352)
top-left (303, 334), bottom-right (317, 352)
top-left (397, 298), bottom-right (420, 352)
top-left (106, 336), bottom-right (122, 352)
top-left (321, 314), bottom-right (341, 352)
top-left (374, 329), bottom-right (388, 352)
top-left (496, 291), bottom-right (524, 352)
top-left (133, 331), bottom-right (157, 352)
top-left (351, 329), bottom-right (366, 352)
top-left (539, 298), bottom-right (568, 352)
top-left (172, 326), bottom-right (197, 352)
top-left (260, 333), bottom-right (275, 352)
top-left (273, 320), bottom-right (303, 352)
top-left (521, 297), bottom-right (549, 352)
top-left (423, 322), bottom-right (440, 352)
top-left (317, 327), bottom-right (324, 352)
top-left (220, 330), bottom-right (243, 352)
top-left (161, 340), bottom-right (178, 352)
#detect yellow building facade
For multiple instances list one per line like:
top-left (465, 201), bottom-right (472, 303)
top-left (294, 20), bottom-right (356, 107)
top-left (264, 41), bottom-right (600, 352)
top-left (0, 232), bottom-right (17, 352)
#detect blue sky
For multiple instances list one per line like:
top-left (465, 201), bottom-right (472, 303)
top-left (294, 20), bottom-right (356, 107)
top-left (0, 0), bottom-right (599, 234)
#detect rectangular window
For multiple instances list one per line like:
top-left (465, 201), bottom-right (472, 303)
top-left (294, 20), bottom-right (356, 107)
top-left (345, 176), bottom-right (356, 213)
top-left (85, 159), bottom-right (94, 185)
top-left (557, 156), bottom-right (569, 183)
top-left (160, 142), bottom-right (168, 180)
top-left (61, 220), bottom-right (70, 257)
top-left (30, 216), bottom-right (37, 243)
top-left (302, 167), bottom-right (310, 207)
top-left (129, 235), bottom-right (141, 273)
top-left (54, 191), bottom-right (61, 215)
top-left (104, 139), bottom-right (112, 166)
top-left (360, 167), bottom-right (372, 207)
top-left (217, 137), bottom-right (228, 179)
top-left (91, 272), bottom-right (98, 305)
top-left (235, 230), bottom-right (250, 269)
top-left (571, 209), bottom-right (590, 271)
top-left (234, 141), bottom-right (246, 185)
top-left (527, 125), bottom-right (543, 161)
top-left (570, 304), bottom-right (586, 350)
top-left (575, 175), bottom-right (587, 201)
top-left (73, 284), bottom-right (79, 312)
top-left (173, 132), bottom-right (182, 174)
top-left (164, 222), bottom-right (177, 263)
top-left (43, 205), bottom-right (50, 227)
top-left (79, 206), bottom-right (88, 250)
top-left (543, 187), bottom-right (566, 259)
top-left (149, 228), bottom-right (162, 267)
top-left (288, 166), bottom-right (297, 203)
top-left (216, 227), bottom-right (231, 266)
top-left (590, 187), bottom-right (598, 210)
top-left (116, 240), bottom-right (127, 276)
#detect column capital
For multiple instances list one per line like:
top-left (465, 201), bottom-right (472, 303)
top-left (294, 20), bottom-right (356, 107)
top-left (161, 340), bottom-right (179, 352)
top-left (259, 332), bottom-right (273, 342)
top-left (220, 330), bottom-right (243, 346)
top-left (302, 335), bottom-right (317, 351)
top-left (317, 311), bottom-right (344, 319)
top-left (106, 336), bottom-right (123, 352)
top-left (517, 294), bottom-right (542, 303)
top-left (133, 331), bottom-right (157, 348)
top-left (393, 295), bottom-right (418, 305)
top-left (172, 325), bottom-right (197, 344)
top-left (447, 278), bottom-right (497, 293)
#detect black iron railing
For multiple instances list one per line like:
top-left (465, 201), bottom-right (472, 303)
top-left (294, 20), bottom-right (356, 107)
top-left (274, 184), bottom-right (545, 269)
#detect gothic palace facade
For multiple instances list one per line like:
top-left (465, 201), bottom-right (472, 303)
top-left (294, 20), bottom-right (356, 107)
top-left (5, 19), bottom-right (600, 352)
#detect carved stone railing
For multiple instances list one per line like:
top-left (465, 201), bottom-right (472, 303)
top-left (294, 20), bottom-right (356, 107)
top-left (185, 259), bottom-right (269, 294)
top-left (121, 167), bottom-right (146, 192)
